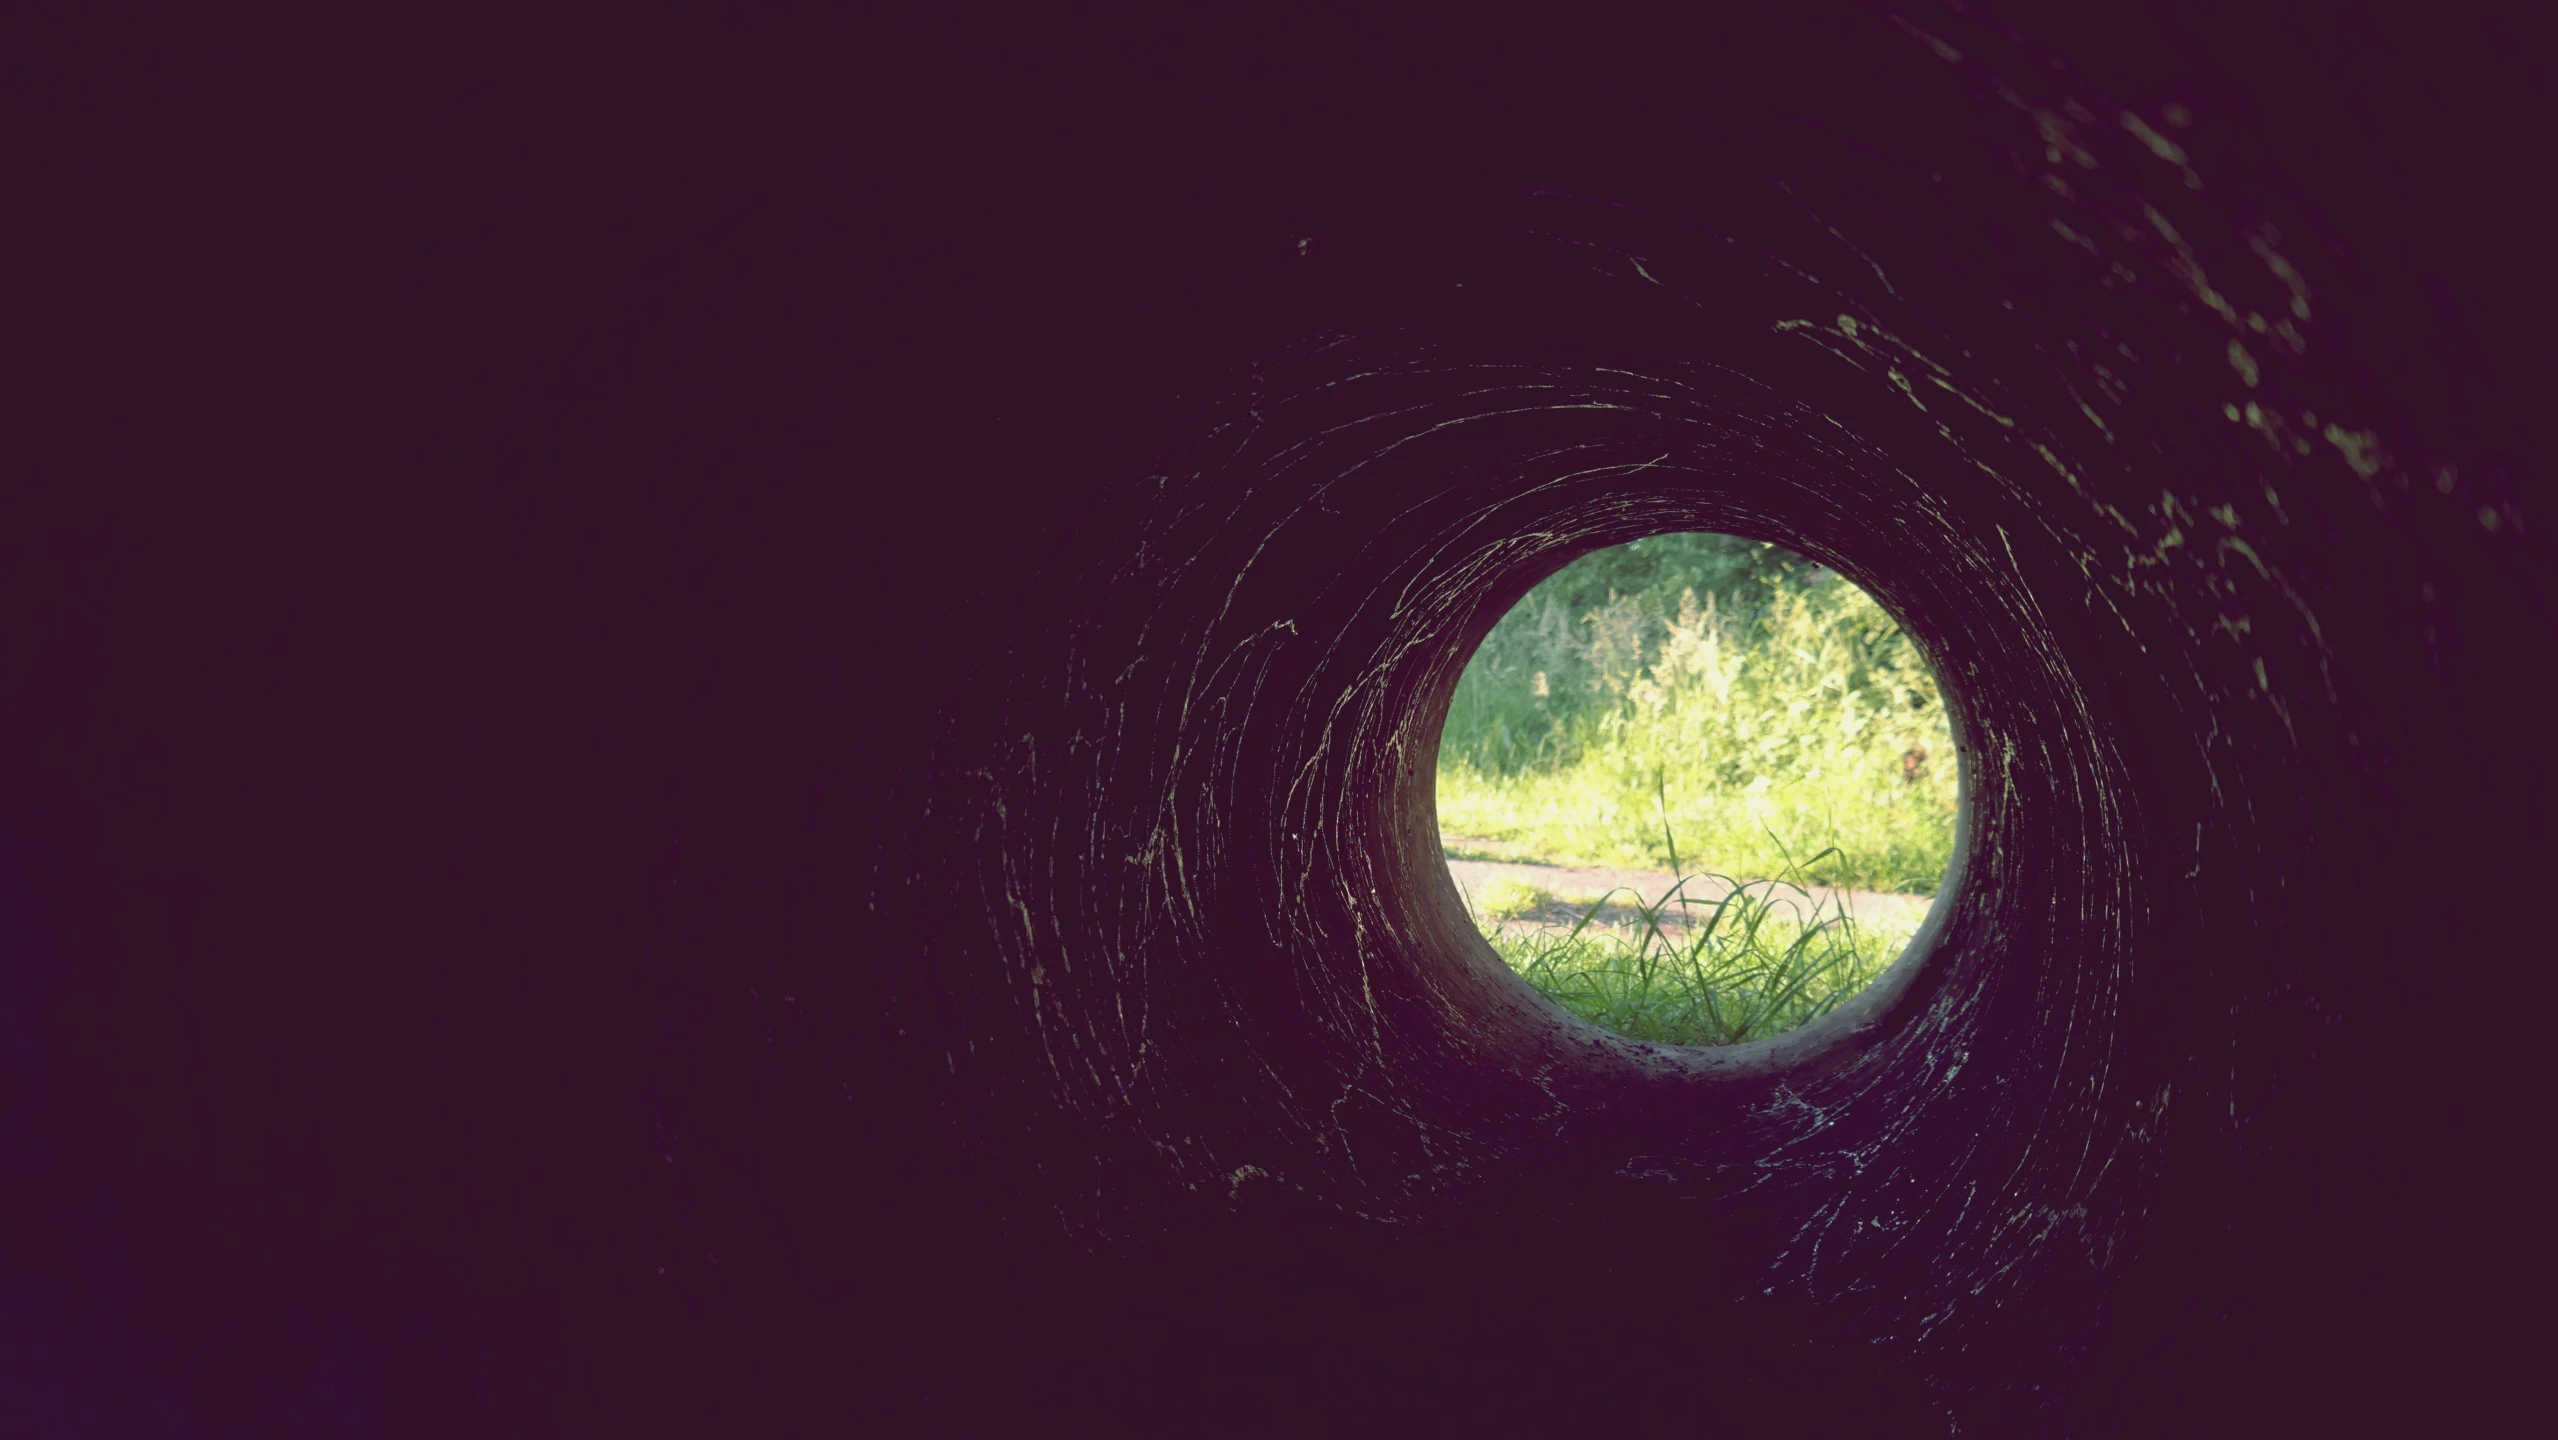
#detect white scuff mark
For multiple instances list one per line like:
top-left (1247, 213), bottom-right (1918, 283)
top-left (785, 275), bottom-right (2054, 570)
top-left (2226, 339), bottom-right (2259, 388)
top-left (2321, 424), bottom-right (2388, 479)
top-left (1887, 12), bottom-right (1964, 63)
top-left (2119, 109), bottom-right (2204, 190)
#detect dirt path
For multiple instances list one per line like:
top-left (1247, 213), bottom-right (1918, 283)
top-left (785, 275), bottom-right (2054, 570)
top-left (1443, 850), bottom-right (1936, 939)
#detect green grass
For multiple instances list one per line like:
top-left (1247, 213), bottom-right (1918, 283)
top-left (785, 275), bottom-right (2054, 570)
top-left (1440, 533), bottom-right (1955, 1044)
top-left (1438, 534), bottom-right (1958, 893)
top-left (1470, 848), bottom-right (1921, 1047)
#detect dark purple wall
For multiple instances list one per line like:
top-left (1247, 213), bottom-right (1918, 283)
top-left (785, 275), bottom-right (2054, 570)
top-left (8, 3), bottom-right (2550, 1434)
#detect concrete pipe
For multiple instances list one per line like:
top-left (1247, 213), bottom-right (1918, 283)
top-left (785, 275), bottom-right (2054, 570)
top-left (7, 4), bottom-right (2547, 1435)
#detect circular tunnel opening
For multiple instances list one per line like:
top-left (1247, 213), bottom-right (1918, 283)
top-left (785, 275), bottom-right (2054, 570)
top-left (1436, 531), bottom-right (1963, 1047)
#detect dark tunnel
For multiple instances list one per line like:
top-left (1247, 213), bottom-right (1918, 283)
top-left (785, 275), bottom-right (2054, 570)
top-left (8, 3), bottom-right (2553, 1435)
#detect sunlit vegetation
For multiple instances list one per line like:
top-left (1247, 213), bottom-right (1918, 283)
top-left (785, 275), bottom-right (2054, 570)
top-left (1440, 533), bottom-right (1957, 1043)
top-left (1463, 853), bottom-right (1917, 1048)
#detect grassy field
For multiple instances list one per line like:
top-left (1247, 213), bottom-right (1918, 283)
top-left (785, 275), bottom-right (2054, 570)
top-left (1438, 533), bottom-right (1958, 892)
top-left (1440, 533), bottom-right (1955, 1043)
top-left (1463, 856), bottom-right (1920, 1048)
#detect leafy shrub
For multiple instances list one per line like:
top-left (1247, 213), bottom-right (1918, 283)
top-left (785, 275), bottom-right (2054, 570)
top-left (1472, 876), bottom-right (1556, 920)
top-left (1438, 534), bottom-right (1957, 892)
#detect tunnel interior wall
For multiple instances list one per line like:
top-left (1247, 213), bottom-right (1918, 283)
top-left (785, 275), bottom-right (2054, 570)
top-left (7, 2), bottom-right (2552, 1436)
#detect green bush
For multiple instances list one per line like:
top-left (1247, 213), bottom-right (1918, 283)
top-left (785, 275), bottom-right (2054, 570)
top-left (1473, 876), bottom-right (1556, 920)
top-left (1437, 534), bottom-right (1958, 893)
